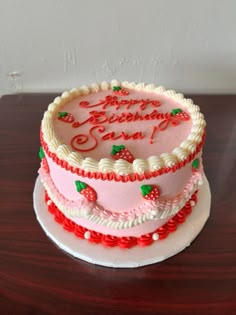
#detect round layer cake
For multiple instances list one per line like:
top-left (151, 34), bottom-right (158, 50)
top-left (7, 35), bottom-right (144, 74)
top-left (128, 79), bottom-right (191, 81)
top-left (39, 80), bottom-right (206, 248)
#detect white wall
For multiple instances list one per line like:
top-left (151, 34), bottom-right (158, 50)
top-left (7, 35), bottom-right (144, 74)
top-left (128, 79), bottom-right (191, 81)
top-left (0, 0), bottom-right (235, 94)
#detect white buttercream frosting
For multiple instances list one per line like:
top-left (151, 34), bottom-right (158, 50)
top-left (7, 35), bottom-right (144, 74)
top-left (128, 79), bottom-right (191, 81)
top-left (41, 80), bottom-right (206, 175)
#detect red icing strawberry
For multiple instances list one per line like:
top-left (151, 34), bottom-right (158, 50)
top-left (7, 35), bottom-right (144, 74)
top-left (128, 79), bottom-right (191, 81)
top-left (110, 145), bottom-right (135, 163)
top-left (75, 181), bottom-right (97, 201)
top-left (171, 108), bottom-right (190, 121)
top-left (140, 185), bottom-right (160, 201)
top-left (112, 86), bottom-right (129, 96)
top-left (58, 112), bottom-right (75, 123)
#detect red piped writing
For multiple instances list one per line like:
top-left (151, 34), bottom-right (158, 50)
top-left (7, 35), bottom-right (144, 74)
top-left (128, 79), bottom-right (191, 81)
top-left (79, 95), bottom-right (161, 111)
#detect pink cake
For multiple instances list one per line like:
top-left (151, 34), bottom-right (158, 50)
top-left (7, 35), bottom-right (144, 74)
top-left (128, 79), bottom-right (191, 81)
top-left (39, 80), bottom-right (206, 249)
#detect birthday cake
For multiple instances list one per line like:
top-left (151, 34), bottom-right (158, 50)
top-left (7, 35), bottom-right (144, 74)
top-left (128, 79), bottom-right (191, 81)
top-left (39, 80), bottom-right (206, 249)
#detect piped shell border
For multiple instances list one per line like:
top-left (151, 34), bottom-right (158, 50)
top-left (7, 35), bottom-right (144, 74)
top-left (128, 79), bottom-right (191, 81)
top-left (41, 80), bottom-right (206, 178)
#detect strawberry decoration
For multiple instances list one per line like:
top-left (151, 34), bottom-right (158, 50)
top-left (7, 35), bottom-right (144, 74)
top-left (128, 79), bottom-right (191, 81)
top-left (192, 158), bottom-right (200, 172)
top-left (58, 112), bottom-right (75, 123)
top-left (171, 108), bottom-right (190, 121)
top-left (140, 185), bottom-right (160, 201)
top-left (39, 146), bottom-right (50, 173)
top-left (75, 181), bottom-right (97, 202)
top-left (112, 86), bottom-right (129, 96)
top-left (110, 145), bottom-right (135, 163)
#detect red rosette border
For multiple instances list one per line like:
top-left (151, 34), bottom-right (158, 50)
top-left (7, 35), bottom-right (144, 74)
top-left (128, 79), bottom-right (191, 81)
top-left (63, 218), bottom-right (76, 232)
top-left (43, 189), bottom-right (199, 249)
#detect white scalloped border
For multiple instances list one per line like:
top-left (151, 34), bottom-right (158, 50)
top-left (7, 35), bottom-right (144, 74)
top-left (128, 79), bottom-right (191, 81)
top-left (41, 80), bottom-right (206, 176)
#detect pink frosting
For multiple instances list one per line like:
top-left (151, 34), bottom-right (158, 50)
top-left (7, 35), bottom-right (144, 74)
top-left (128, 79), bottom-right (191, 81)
top-left (54, 89), bottom-right (192, 159)
top-left (39, 166), bottom-right (201, 237)
top-left (42, 87), bottom-right (202, 237)
top-left (47, 151), bottom-right (197, 212)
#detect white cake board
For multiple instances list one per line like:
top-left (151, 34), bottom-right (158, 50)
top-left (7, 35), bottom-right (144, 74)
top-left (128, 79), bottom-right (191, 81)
top-left (33, 175), bottom-right (211, 268)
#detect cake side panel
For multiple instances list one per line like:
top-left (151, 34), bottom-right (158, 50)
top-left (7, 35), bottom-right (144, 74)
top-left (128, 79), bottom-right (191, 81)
top-left (45, 151), bottom-right (201, 212)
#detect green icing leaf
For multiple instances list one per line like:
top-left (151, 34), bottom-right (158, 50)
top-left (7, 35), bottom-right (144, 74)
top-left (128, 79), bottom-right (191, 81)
top-left (58, 112), bottom-right (68, 118)
top-left (171, 108), bottom-right (183, 116)
top-left (111, 145), bottom-right (125, 155)
top-left (39, 146), bottom-right (45, 160)
top-left (140, 185), bottom-right (153, 196)
top-left (75, 180), bottom-right (87, 192)
top-left (192, 158), bottom-right (200, 169)
top-left (112, 86), bottom-right (121, 91)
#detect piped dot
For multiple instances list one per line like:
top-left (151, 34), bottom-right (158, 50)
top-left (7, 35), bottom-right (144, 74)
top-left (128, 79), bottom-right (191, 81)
top-left (84, 231), bottom-right (91, 239)
top-left (152, 233), bottom-right (159, 241)
top-left (190, 200), bottom-right (195, 207)
top-left (47, 200), bottom-right (52, 205)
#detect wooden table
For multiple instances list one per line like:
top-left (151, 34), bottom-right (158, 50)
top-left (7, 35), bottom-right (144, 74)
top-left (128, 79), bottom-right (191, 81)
top-left (1, 94), bottom-right (236, 315)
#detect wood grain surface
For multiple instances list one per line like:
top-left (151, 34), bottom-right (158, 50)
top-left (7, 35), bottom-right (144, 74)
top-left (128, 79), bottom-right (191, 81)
top-left (0, 94), bottom-right (236, 315)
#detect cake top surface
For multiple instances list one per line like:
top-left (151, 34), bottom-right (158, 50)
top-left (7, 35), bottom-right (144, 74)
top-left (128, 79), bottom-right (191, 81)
top-left (41, 80), bottom-right (206, 175)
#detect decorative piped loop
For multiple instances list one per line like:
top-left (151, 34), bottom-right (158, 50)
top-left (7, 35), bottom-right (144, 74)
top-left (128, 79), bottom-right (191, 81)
top-left (48, 103), bottom-right (57, 111)
top-left (194, 119), bottom-right (206, 128)
top-left (98, 158), bottom-right (115, 173)
top-left (133, 159), bottom-right (148, 174)
top-left (100, 81), bottom-right (110, 90)
top-left (53, 96), bottom-right (64, 105)
top-left (163, 90), bottom-right (176, 97)
top-left (114, 159), bottom-right (133, 176)
top-left (172, 147), bottom-right (189, 161)
top-left (79, 85), bottom-right (90, 95)
top-left (145, 84), bottom-right (155, 91)
top-left (172, 93), bottom-right (184, 101)
top-left (61, 91), bottom-right (72, 101)
top-left (82, 157), bottom-right (99, 172)
top-left (160, 153), bottom-right (178, 167)
top-left (43, 111), bottom-right (52, 119)
top-left (90, 83), bottom-right (100, 93)
top-left (187, 133), bottom-right (202, 143)
top-left (154, 86), bottom-right (166, 93)
top-left (191, 112), bottom-right (204, 120)
top-left (123, 81), bottom-right (136, 89)
top-left (49, 138), bottom-right (62, 151)
top-left (70, 88), bottom-right (81, 97)
top-left (147, 156), bottom-right (164, 171)
top-left (135, 82), bottom-right (145, 90)
top-left (56, 145), bottom-right (72, 160)
top-left (67, 152), bottom-right (83, 166)
top-left (180, 140), bottom-right (197, 154)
